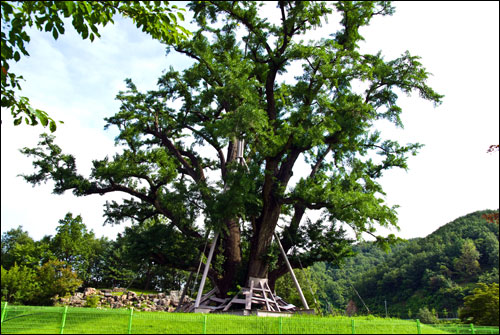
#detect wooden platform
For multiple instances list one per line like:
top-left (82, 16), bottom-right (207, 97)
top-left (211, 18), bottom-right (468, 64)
top-left (184, 277), bottom-right (301, 314)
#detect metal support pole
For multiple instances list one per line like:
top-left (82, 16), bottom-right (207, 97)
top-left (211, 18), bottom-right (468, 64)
top-left (202, 314), bottom-right (208, 334)
top-left (274, 233), bottom-right (309, 309)
top-left (127, 307), bottom-right (134, 334)
top-left (1, 302), bottom-right (7, 325)
top-left (59, 306), bottom-right (68, 334)
top-left (194, 231), bottom-right (220, 308)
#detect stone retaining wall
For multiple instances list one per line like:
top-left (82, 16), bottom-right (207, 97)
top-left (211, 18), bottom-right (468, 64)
top-left (53, 288), bottom-right (192, 312)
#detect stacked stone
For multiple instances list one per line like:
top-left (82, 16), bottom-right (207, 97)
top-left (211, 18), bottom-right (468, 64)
top-left (53, 288), bottom-right (191, 312)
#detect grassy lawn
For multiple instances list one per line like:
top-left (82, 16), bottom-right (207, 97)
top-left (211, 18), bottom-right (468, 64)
top-left (0, 305), bottom-right (469, 334)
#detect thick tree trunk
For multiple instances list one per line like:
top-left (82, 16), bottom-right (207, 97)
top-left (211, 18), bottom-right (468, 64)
top-left (213, 141), bottom-right (298, 294)
top-left (247, 234), bottom-right (273, 279)
top-left (247, 203), bottom-right (282, 279)
top-left (212, 140), bottom-right (243, 297)
top-left (216, 218), bottom-right (242, 296)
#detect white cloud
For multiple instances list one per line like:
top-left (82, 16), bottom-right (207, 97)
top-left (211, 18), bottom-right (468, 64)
top-left (1, 16), bottom-right (172, 240)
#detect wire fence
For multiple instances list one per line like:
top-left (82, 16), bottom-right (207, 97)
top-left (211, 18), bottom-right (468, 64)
top-left (1, 303), bottom-right (499, 334)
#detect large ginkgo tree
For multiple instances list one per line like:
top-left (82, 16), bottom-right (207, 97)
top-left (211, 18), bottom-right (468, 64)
top-left (21, 1), bottom-right (442, 297)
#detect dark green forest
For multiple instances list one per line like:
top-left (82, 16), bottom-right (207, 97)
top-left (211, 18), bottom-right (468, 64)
top-left (309, 209), bottom-right (499, 320)
top-left (2, 209), bottom-right (498, 324)
top-left (1, 214), bottom-right (191, 305)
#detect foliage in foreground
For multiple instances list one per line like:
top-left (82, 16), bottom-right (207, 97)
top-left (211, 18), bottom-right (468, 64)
top-left (459, 283), bottom-right (499, 326)
top-left (1, 0), bottom-right (190, 131)
top-left (1, 260), bottom-right (81, 305)
top-left (1, 215), bottom-right (189, 306)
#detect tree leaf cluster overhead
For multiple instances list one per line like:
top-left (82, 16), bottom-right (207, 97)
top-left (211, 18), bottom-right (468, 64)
top-left (1, 1), bottom-right (190, 131)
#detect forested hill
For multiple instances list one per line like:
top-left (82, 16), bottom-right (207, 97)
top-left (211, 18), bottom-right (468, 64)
top-left (311, 209), bottom-right (499, 318)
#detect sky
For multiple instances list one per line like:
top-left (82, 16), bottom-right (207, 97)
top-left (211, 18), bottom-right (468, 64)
top-left (1, 1), bottom-right (499, 242)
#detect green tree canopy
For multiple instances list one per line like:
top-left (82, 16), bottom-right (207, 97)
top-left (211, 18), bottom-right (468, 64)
top-left (1, 0), bottom-right (190, 131)
top-left (459, 283), bottom-right (499, 326)
top-left (50, 212), bottom-right (110, 286)
top-left (103, 218), bottom-right (192, 291)
top-left (1, 226), bottom-right (53, 269)
top-left (275, 267), bottom-right (319, 311)
top-left (1, 263), bottom-right (38, 304)
top-left (21, 1), bottom-right (442, 297)
top-left (35, 259), bottom-right (82, 305)
top-left (453, 239), bottom-right (481, 280)
top-left (1, 259), bottom-right (82, 305)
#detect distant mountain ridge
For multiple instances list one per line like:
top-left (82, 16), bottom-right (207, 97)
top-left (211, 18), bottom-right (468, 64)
top-left (311, 209), bottom-right (499, 317)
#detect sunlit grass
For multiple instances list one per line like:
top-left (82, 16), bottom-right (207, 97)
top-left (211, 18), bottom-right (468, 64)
top-left (2, 305), bottom-right (496, 334)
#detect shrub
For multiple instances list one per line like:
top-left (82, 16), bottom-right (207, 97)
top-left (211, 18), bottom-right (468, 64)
top-left (1, 264), bottom-right (39, 304)
top-left (35, 260), bottom-right (82, 305)
top-left (416, 306), bottom-right (439, 324)
top-left (1, 259), bottom-right (83, 306)
top-left (85, 294), bottom-right (100, 308)
top-left (459, 283), bottom-right (499, 326)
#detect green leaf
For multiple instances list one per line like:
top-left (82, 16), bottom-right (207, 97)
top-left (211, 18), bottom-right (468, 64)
top-left (65, 1), bottom-right (75, 14)
top-left (81, 25), bottom-right (89, 39)
top-left (49, 120), bottom-right (57, 132)
top-left (90, 24), bottom-right (99, 34)
top-left (14, 117), bottom-right (22, 126)
top-left (52, 29), bottom-right (59, 40)
top-left (178, 26), bottom-right (191, 36)
top-left (168, 12), bottom-right (177, 24)
top-left (34, 109), bottom-right (49, 127)
top-left (56, 22), bottom-right (65, 35)
top-left (44, 21), bottom-right (53, 32)
top-left (83, 1), bottom-right (92, 14)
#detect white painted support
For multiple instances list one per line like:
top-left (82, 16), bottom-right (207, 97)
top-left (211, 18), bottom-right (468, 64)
top-left (194, 231), bottom-right (220, 308)
top-left (261, 281), bottom-right (271, 311)
top-left (245, 279), bottom-right (254, 310)
top-left (236, 138), bottom-right (249, 171)
top-left (236, 138), bottom-right (244, 160)
top-left (264, 280), bottom-right (281, 312)
top-left (274, 233), bottom-right (309, 309)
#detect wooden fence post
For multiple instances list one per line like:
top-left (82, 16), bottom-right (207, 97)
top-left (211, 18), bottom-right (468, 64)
top-left (470, 323), bottom-right (475, 334)
top-left (416, 319), bottom-right (421, 335)
top-left (351, 319), bottom-right (355, 334)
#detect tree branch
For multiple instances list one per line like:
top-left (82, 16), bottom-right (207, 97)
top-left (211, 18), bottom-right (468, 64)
top-left (145, 126), bottom-right (200, 182)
